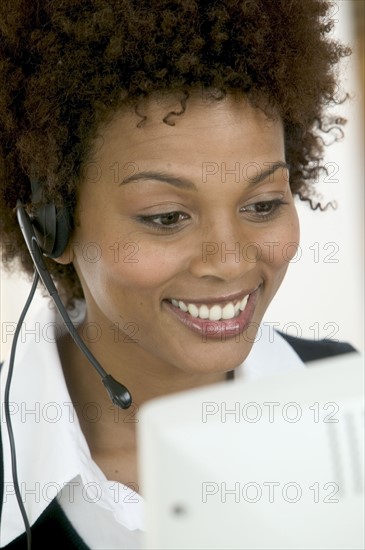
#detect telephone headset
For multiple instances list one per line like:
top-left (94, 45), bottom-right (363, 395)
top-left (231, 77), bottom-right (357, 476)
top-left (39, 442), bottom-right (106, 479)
top-left (3, 178), bottom-right (132, 550)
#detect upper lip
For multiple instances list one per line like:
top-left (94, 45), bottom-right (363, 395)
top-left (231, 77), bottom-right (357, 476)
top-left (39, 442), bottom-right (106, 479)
top-left (165, 286), bottom-right (260, 306)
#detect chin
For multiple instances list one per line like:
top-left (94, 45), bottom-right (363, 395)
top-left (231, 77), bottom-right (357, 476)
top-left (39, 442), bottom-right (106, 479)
top-left (170, 339), bottom-right (255, 376)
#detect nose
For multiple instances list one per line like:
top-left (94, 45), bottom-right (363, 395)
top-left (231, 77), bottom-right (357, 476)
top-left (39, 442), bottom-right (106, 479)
top-left (188, 217), bottom-right (258, 281)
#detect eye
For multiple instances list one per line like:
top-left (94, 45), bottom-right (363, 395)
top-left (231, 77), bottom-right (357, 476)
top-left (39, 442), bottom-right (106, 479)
top-left (136, 211), bottom-right (190, 232)
top-left (240, 199), bottom-right (287, 221)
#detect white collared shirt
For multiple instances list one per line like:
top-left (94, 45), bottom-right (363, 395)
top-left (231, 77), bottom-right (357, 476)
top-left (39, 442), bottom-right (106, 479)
top-left (0, 298), bottom-right (304, 548)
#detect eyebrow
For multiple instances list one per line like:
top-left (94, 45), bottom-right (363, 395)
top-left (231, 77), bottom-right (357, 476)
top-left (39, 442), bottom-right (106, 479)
top-left (120, 161), bottom-right (289, 190)
top-left (121, 171), bottom-right (196, 190)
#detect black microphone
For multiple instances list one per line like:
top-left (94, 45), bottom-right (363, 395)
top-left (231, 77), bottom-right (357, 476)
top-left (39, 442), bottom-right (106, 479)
top-left (16, 201), bottom-right (132, 409)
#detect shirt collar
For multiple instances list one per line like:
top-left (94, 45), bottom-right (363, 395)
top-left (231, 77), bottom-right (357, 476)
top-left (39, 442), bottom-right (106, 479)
top-left (235, 322), bottom-right (305, 381)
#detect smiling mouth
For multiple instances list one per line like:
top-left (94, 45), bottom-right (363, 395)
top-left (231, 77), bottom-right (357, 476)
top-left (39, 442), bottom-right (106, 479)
top-left (163, 287), bottom-right (260, 340)
top-left (165, 293), bottom-right (250, 321)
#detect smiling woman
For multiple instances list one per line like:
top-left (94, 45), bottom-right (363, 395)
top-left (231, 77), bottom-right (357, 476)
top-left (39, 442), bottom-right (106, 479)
top-left (62, 94), bottom-right (299, 385)
top-left (0, 1), bottom-right (357, 549)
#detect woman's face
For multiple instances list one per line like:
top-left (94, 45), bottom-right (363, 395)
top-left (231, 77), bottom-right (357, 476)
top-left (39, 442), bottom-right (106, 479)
top-left (68, 93), bottom-right (299, 375)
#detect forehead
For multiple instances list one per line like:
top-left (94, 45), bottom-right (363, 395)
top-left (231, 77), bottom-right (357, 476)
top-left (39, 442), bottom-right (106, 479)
top-left (91, 93), bottom-right (284, 171)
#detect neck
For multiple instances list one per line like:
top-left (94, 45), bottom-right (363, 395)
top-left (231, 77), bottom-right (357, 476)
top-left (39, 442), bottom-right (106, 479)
top-left (57, 325), bottom-right (232, 490)
top-left (57, 324), bottom-right (230, 439)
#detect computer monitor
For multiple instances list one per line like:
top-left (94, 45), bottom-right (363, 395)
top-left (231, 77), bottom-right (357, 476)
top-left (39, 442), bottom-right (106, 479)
top-left (137, 353), bottom-right (364, 549)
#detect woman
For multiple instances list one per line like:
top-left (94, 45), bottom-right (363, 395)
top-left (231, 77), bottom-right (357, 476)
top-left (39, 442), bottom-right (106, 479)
top-left (0, 1), bottom-right (356, 548)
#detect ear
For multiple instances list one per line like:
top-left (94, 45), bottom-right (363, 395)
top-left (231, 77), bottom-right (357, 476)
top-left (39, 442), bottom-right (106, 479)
top-left (51, 240), bottom-right (75, 265)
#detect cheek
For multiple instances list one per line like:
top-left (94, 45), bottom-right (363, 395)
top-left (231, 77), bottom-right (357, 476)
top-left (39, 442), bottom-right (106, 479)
top-left (76, 238), bottom-right (185, 293)
top-left (257, 210), bottom-right (300, 269)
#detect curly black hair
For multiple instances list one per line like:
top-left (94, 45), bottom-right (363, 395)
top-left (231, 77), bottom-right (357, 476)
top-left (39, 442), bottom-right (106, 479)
top-left (0, 0), bottom-right (351, 305)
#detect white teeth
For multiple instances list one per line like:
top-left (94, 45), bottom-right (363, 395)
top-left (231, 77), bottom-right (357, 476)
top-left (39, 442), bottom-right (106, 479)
top-left (199, 305), bottom-right (210, 319)
top-left (178, 300), bottom-right (188, 312)
top-left (188, 303), bottom-right (199, 318)
top-left (222, 302), bottom-right (235, 319)
top-left (209, 305), bottom-right (222, 321)
top-left (170, 294), bottom-right (250, 321)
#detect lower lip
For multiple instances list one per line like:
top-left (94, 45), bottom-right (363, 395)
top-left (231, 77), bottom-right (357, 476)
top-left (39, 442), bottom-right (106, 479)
top-left (163, 287), bottom-right (260, 340)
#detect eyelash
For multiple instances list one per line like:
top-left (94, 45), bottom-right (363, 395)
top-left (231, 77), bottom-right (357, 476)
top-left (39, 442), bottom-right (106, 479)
top-left (136, 211), bottom-right (190, 233)
top-left (240, 199), bottom-right (288, 221)
top-left (136, 199), bottom-right (288, 233)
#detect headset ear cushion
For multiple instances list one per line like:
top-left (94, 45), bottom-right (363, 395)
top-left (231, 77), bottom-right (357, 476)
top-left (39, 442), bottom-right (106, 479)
top-left (51, 206), bottom-right (72, 259)
top-left (32, 202), bottom-right (71, 258)
top-left (30, 178), bottom-right (72, 259)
